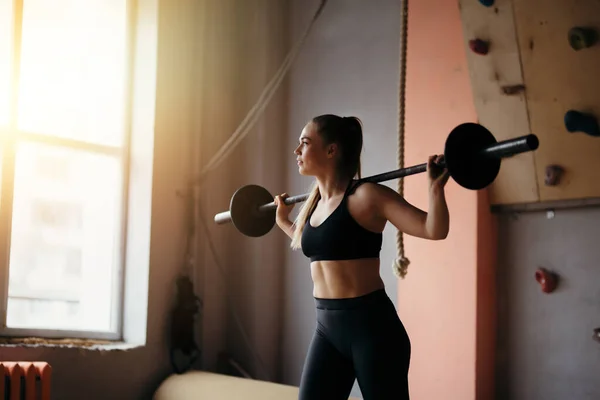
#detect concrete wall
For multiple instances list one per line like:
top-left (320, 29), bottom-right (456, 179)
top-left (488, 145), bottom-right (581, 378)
top-left (281, 0), bottom-right (403, 397)
top-left (496, 206), bottom-right (600, 400)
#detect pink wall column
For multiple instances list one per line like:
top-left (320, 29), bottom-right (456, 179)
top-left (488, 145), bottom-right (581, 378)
top-left (398, 0), bottom-right (496, 399)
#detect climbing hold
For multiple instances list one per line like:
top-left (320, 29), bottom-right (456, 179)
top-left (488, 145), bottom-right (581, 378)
top-left (593, 327), bottom-right (600, 343)
top-left (535, 268), bottom-right (558, 294)
top-left (478, 0), bottom-right (494, 7)
top-left (568, 27), bottom-right (598, 50)
top-left (564, 110), bottom-right (600, 137)
top-left (501, 84), bottom-right (526, 95)
top-left (469, 39), bottom-right (489, 55)
top-left (545, 165), bottom-right (564, 186)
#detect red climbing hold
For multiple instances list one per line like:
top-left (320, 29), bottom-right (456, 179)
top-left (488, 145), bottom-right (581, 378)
top-left (545, 165), bottom-right (564, 186)
top-left (535, 268), bottom-right (558, 294)
top-left (469, 39), bottom-right (489, 55)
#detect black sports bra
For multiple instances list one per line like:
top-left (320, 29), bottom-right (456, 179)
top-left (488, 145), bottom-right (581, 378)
top-left (301, 181), bottom-right (383, 262)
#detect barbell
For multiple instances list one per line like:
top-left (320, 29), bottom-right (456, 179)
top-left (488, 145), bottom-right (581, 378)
top-left (214, 123), bottom-right (539, 237)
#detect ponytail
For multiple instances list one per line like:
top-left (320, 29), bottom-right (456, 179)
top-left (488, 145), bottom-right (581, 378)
top-left (342, 116), bottom-right (363, 180)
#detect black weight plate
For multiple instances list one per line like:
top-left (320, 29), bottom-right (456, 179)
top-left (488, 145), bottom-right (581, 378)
top-left (230, 185), bottom-right (276, 237)
top-left (444, 123), bottom-right (501, 190)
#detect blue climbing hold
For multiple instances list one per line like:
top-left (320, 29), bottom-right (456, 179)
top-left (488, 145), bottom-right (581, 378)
top-left (568, 27), bottom-right (598, 50)
top-left (478, 0), bottom-right (494, 6)
top-left (564, 110), bottom-right (600, 137)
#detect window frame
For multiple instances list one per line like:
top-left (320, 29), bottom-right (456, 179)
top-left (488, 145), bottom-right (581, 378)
top-left (0, 0), bottom-right (137, 341)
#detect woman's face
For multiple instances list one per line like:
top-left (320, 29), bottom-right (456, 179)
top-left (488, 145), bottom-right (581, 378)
top-left (294, 122), bottom-right (335, 176)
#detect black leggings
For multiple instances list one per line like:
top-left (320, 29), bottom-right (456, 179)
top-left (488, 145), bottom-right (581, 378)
top-left (298, 288), bottom-right (411, 400)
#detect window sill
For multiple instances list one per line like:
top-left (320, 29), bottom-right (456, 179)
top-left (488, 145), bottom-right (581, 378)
top-left (0, 337), bottom-right (143, 351)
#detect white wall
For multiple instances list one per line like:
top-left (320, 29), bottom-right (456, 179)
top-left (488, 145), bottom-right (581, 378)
top-left (496, 207), bottom-right (600, 400)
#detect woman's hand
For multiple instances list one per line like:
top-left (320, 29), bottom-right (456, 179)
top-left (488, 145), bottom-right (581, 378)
top-left (427, 154), bottom-right (450, 193)
top-left (274, 193), bottom-right (295, 224)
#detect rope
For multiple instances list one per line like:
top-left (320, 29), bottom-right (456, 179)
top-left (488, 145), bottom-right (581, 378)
top-left (191, 0), bottom-right (328, 186)
top-left (392, 0), bottom-right (410, 279)
top-left (174, 0), bottom-right (329, 379)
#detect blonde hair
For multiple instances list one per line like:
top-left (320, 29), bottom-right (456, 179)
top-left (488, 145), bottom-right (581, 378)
top-left (290, 114), bottom-right (363, 249)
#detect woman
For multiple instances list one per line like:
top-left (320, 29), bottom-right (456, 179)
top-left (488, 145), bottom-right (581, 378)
top-left (274, 114), bottom-right (450, 400)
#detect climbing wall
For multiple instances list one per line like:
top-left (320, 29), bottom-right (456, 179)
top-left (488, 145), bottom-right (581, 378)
top-left (513, 0), bottom-right (600, 202)
top-left (458, 0), bottom-right (539, 205)
top-left (459, 0), bottom-right (600, 205)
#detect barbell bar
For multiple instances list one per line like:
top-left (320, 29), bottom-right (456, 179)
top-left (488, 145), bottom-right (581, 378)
top-left (214, 123), bottom-right (539, 237)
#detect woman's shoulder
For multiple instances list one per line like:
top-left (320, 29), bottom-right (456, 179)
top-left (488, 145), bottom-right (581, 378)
top-left (349, 181), bottom-right (400, 202)
top-left (348, 181), bottom-right (409, 221)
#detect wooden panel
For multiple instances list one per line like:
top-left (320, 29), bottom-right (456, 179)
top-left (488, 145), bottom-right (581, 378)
top-left (458, 0), bottom-right (540, 205)
top-left (513, 0), bottom-right (600, 201)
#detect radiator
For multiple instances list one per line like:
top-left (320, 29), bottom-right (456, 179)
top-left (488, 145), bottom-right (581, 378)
top-left (1, 362), bottom-right (51, 400)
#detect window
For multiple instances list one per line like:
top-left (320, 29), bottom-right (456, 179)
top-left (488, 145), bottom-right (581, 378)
top-left (0, 0), bottom-right (134, 340)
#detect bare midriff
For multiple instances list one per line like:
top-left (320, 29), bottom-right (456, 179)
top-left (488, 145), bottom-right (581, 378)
top-left (310, 258), bottom-right (385, 299)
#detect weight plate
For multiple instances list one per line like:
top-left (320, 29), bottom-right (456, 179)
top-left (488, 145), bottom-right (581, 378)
top-left (444, 123), bottom-right (501, 190)
top-left (230, 185), bottom-right (276, 237)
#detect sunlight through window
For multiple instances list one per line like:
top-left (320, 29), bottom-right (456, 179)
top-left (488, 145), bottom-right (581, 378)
top-left (17, 0), bottom-right (127, 146)
top-left (0, 0), bottom-right (13, 126)
top-left (2, 0), bottom-right (129, 336)
top-left (7, 142), bottom-right (122, 331)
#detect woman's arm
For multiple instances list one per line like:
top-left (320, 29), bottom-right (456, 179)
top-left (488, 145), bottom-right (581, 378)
top-left (364, 155), bottom-right (450, 240)
top-left (366, 185), bottom-right (447, 239)
top-left (274, 193), bottom-right (296, 239)
top-left (423, 186), bottom-right (449, 239)
top-left (276, 218), bottom-right (295, 239)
